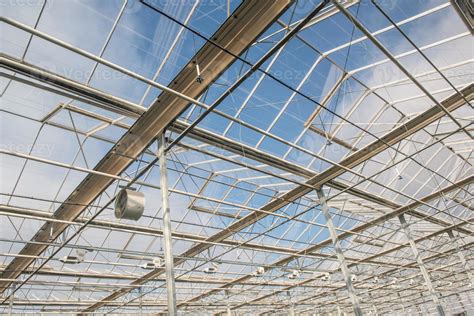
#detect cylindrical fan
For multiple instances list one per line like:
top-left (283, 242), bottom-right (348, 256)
top-left (114, 189), bottom-right (145, 221)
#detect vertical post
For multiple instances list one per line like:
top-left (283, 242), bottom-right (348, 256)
top-left (398, 214), bottom-right (445, 316)
top-left (158, 133), bottom-right (177, 316)
top-left (8, 284), bottom-right (15, 316)
top-left (139, 287), bottom-right (143, 316)
top-left (447, 230), bottom-right (473, 284)
top-left (290, 304), bottom-right (295, 316)
top-left (316, 187), bottom-right (363, 316)
top-left (397, 292), bottom-right (405, 314)
top-left (415, 300), bottom-right (422, 314)
top-left (456, 293), bottom-right (467, 312)
top-left (225, 290), bottom-right (232, 316)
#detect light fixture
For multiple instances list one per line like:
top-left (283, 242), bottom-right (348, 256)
top-left (204, 262), bottom-right (219, 274)
top-left (59, 249), bottom-right (88, 264)
top-left (141, 262), bottom-right (156, 270)
top-left (253, 266), bottom-right (265, 276)
top-left (140, 257), bottom-right (162, 270)
top-left (152, 257), bottom-right (162, 267)
top-left (288, 270), bottom-right (300, 279)
top-left (195, 63), bottom-right (203, 83)
top-left (204, 266), bottom-right (218, 274)
top-left (60, 255), bottom-right (81, 264)
top-left (321, 272), bottom-right (330, 281)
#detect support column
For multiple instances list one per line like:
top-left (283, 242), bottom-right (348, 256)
top-left (398, 214), bottom-right (445, 316)
top-left (447, 230), bottom-right (473, 284)
top-left (225, 290), bottom-right (232, 316)
top-left (8, 284), bottom-right (15, 316)
top-left (290, 304), bottom-right (296, 316)
top-left (397, 292), bottom-right (406, 314)
top-left (456, 293), bottom-right (467, 312)
top-left (316, 188), bottom-right (362, 316)
top-left (158, 133), bottom-right (177, 316)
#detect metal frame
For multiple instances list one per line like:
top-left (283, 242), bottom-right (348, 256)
top-left (0, 0), bottom-right (473, 314)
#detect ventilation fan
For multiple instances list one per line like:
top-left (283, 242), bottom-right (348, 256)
top-left (114, 188), bottom-right (145, 221)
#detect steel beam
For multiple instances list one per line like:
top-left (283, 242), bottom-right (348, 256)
top-left (1, 267), bottom-right (339, 288)
top-left (316, 187), bottom-right (362, 316)
top-left (0, 0), bottom-right (292, 296)
top-left (158, 134), bottom-right (177, 315)
top-left (398, 214), bottom-right (445, 316)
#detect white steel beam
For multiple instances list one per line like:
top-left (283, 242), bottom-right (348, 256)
top-left (158, 134), bottom-right (177, 315)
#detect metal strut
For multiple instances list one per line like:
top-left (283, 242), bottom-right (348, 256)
top-left (158, 134), bottom-right (177, 316)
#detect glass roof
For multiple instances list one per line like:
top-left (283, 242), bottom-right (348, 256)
top-left (0, 0), bottom-right (473, 314)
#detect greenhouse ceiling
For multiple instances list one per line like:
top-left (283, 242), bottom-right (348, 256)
top-left (0, 0), bottom-right (473, 315)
